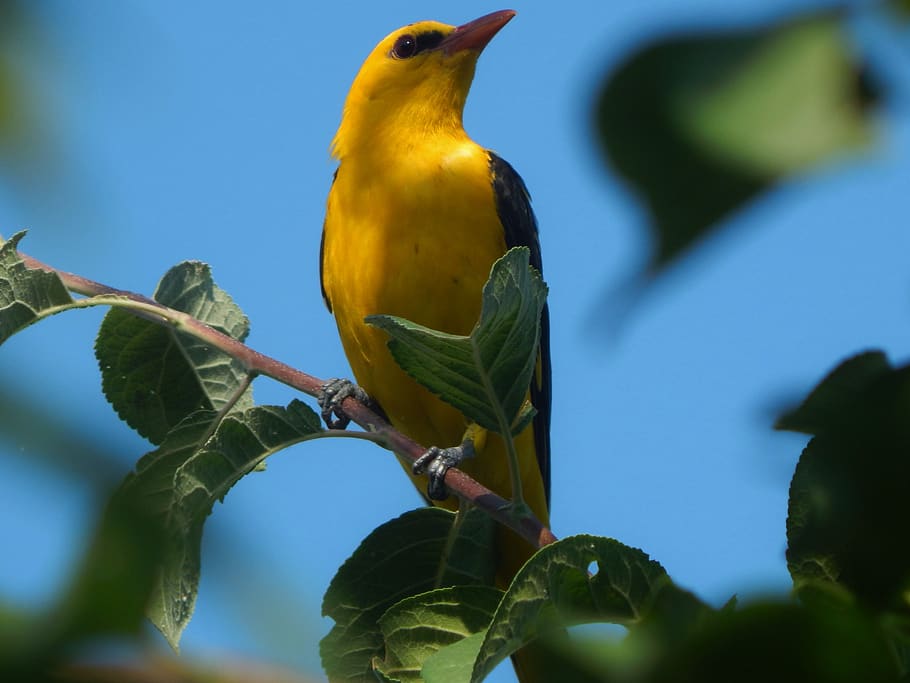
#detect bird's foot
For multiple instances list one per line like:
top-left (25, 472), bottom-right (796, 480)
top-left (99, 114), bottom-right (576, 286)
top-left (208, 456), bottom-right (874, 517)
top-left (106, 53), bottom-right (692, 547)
top-left (318, 378), bottom-right (371, 429)
top-left (413, 440), bottom-right (475, 501)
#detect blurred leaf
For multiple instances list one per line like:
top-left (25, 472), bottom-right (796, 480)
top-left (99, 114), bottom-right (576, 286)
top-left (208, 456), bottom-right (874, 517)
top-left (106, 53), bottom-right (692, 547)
top-left (779, 351), bottom-right (910, 608)
top-left (646, 599), bottom-right (899, 683)
top-left (320, 507), bottom-right (495, 682)
top-left (96, 261), bottom-right (253, 445)
top-left (473, 535), bottom-right (669, 681)
top-left (0, 378), bottom-right (124, 485)
top-left (117, 400), bottom-right (323, 650)
top-left (367, 247), bottom-right (546, 436)
top-left (0, 491), bottom-right (164, 679)
top-left (889, 0), bottom-right (910, 19)
top-left (776, 351), bottom-right (892, 434)
top-left (374, 586), bottom-right (502, 682)
top-left (0, 1), bottom-right (35, 152)
top-left (0, 231), bottom-right (75, 343)
top-left (56, 655), bottom-right (323, 683)
top-left (595, 11), bottom-right (876, 274)
top-left (632, 581), bottom-right (716, 649)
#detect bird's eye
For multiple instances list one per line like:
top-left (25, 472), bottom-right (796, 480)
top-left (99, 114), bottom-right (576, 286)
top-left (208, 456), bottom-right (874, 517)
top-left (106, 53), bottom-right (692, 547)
top-left (391, 34), bottom-right (417, 59)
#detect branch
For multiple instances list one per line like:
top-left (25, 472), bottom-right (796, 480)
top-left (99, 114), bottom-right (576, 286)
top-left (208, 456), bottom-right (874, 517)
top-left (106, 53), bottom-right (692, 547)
top-left (17, 250), bottom-right (557, 551)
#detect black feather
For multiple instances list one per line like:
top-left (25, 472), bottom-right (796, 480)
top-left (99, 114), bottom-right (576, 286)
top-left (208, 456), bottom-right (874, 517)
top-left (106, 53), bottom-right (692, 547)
top-left (489, 152), bottom-right (551, 507)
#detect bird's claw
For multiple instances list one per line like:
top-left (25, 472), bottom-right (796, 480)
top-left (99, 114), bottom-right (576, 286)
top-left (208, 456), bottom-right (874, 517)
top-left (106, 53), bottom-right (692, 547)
top-left (413, 442), bottom-right (474, 501)
top-left (318, 378), bottom-right (370, 429)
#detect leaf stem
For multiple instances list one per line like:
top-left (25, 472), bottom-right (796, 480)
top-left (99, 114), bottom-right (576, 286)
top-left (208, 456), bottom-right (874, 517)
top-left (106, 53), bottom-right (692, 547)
top-left (471, 337), bottom-right (526, 512)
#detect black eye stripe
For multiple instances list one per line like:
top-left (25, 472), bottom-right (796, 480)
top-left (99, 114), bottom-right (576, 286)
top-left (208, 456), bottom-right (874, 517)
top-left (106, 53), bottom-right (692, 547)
top-left (415, 31), bottom-right (444, 53)
top-left (391, 30), bottom-right (445, 59)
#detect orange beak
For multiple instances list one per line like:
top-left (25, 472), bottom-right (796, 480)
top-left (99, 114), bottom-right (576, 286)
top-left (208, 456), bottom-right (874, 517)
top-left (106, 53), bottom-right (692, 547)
top-left (440, 9), bottom-right (516, 56)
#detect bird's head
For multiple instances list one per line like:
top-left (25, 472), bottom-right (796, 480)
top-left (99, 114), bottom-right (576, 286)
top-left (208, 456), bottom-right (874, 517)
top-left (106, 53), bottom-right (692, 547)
top-left (331, 10), bottom-right (516, 159)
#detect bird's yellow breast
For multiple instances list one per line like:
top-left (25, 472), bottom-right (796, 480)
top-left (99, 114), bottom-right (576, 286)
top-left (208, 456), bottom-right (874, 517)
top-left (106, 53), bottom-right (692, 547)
top-left (321, 137), bottom-right (514, 493)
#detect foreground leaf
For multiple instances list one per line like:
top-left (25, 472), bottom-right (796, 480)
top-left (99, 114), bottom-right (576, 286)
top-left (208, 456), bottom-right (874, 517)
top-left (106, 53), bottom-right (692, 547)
top-left (367, 247), bottom-right (546, 435)
top-left (96, 260), bottom-right (252, 444)
top-left (645, 599), bottom-right (898, 683)
top-left (117, 400), bottom-right (323, 649)
top-left (0, 491), bottom-right (164, 678)
top-left (473, 535), bottom-right (669, 681)
top-left (321, 507), bottom-right (495, 682)
top-left (0, 231), bottom-right (75, 343)
top-left (595, 11), bottom-right (876, 274)
top-left (775, 350), bottom-right (892, 434)
top-left (779, 351), bottom-right (910, 607)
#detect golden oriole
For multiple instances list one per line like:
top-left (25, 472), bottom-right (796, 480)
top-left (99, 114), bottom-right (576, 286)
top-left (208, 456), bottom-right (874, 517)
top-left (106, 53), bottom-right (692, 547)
top-left (320, 9), bottom-right (550, 587)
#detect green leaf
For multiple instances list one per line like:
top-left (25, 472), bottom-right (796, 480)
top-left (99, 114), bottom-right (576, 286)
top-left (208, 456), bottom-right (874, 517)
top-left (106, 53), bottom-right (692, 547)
top-left (473, 535), bottom-right (669, 681)
top-left (646, 600), bottom-right (899, 683)
top-left (594, 12), bottom-right (876, 274)
top-left (422, 632), bottom-right (486, 683)
top-left (0, 231), bottom-right (75, 344)
top-left (632, 581), bottom-right (716, 649)
top-left (782, 352), bottom-right (910, 608)
top-left (117, 399), bottom-right (323, 650)
top-left (0, 491), bottom-right (164, 678)
top-left (374, 586), bottom-right (502, 683)
top-left (96, 260), bottom-right (253, 444)
top-left (367, 247), bottom-right (547, 435)
top-left (320, 507), bottom-right (495, 683)
top-left (776, 351), bottom-right (892, 434)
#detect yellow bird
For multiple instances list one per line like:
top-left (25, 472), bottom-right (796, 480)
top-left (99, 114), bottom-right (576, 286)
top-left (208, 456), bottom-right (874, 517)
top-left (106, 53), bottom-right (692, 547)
top-left (320, 9), bottom-right (550, 586)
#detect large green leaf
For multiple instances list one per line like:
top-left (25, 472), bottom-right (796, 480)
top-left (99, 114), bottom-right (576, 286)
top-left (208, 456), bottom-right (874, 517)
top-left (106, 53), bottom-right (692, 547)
top-left (367, 247), bottom-right (546, 436)
top-left (320, 507), bottom-right (495, 683)
top-left (96, 260), bottom-right (253, 444)
top-left (117, 399), bottom-right (323, 649)
top-left (595, 11), bottom-right (876, 274)
top-left (778, 351), bottom-right (910, 608)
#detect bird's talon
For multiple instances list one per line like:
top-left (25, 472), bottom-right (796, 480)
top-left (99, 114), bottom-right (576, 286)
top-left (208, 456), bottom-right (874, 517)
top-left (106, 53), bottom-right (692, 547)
top-left (318, 378), bottom-right (370, 430)
top-left (414, 445), bottom-right (468, 501)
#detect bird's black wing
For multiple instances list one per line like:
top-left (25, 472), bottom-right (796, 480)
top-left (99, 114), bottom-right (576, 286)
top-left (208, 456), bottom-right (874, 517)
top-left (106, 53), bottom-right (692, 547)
top-left (489, 152), bottom-right (551, 507)
top-left (320, 169), bottom-right (339, 313)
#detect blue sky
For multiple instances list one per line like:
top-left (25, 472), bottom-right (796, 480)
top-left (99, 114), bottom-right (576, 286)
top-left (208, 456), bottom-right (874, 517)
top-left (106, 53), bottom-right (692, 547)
top-left (1, 1), bottom-right (908, 681)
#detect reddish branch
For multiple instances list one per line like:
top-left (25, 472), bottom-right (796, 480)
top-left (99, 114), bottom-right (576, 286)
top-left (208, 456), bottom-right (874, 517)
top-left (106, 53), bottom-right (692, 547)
top-left (19, 251), bottom-right (558, 551)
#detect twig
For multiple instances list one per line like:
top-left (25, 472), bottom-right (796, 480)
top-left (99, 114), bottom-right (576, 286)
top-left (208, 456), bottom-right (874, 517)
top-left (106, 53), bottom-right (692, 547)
top-left (18, 251), bottom-right (558, 550)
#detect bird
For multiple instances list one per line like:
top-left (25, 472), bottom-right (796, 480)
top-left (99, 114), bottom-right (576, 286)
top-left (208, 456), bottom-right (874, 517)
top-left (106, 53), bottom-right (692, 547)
top-left (319, 9), bottom-right (550, 589)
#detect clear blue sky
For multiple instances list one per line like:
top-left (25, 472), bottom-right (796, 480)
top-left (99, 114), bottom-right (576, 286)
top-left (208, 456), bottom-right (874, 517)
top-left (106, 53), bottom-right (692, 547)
top-left (1, 1), bottom-right (908, 681)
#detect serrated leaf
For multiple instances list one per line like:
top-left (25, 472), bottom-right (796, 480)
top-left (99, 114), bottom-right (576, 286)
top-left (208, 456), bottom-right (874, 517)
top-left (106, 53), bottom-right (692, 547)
top-left (595, 11), bottom-right (876, 275)
top-left (96, 260), bottom-right (253, 444)
top-left (374, 586), bottom-right (502, 683)
top-left (367, 248), bottom-right (547, 436)
top-left (116, 399), bottom-right (323, 649)
top-left (320, 507), bottom-right (495, 683)
top-left (0, 231), bottom-right (75, 343)
top-left (472, 535), bottom-right (669, 681)
top-left (784, 353), bottom-right (910, 608)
